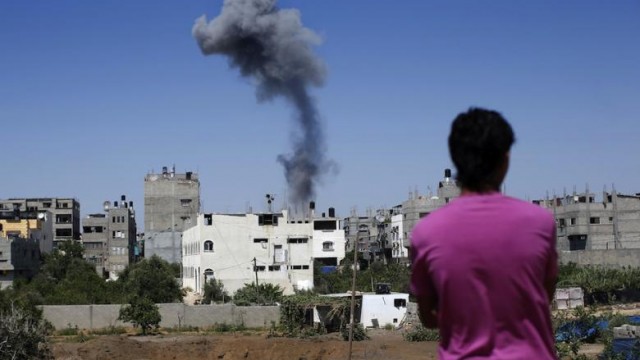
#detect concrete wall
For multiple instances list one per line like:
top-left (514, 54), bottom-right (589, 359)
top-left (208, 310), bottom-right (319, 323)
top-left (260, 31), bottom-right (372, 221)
top-left (559, 249), bottom-right (640, 268)
top-left (41, 303), bottom-right (280, 330)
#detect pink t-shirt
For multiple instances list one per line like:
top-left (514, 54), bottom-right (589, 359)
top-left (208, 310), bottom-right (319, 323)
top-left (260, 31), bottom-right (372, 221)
top-left (410, 192), bottom-right (557, 359)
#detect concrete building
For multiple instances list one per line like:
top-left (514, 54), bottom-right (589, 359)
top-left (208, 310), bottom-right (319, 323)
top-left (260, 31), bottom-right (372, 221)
top-left (534, 187), bottom-right (640, 251)
top-left (0, 209), bottom-right (49, 288)
top-left (401, 169), bottom-right (460, 242)
top-left (342, 169), bottom-right (460, 264)
top-left (82, 196), bottom-right (137, 279)
top-left (144, 166), bottom-right (200, 263)
top-left (144, 166), bottom-right (200, 232)
top-left (0, 209), bottom-right (54, 254)
top-left (0, 198), bottom-right (80, 248)
top-left (182, 206), bottom-right (346, 296)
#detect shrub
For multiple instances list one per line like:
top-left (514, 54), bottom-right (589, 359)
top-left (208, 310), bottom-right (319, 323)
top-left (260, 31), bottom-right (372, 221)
top-left (118, 296), bottom-right (161, 335)
top-left (341, 323), bottom-right (369, 341)
top-left (403, 325), bottom-right (440, 342)
top-left (0, 304), bottom-right (53, 359)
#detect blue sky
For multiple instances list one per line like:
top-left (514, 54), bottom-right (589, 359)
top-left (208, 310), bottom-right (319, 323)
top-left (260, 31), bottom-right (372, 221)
top-left (1, 1), bottom-right (639, 228)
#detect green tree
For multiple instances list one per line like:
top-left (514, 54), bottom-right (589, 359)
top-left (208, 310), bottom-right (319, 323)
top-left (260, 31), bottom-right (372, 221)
top-left (117, 255), bottom-right (182, 303)
top-left (202, 279), bottom-right (229, 304)
top-left (118, 296), bottom-right (161, 335)
top-left (233, 283), bottom-right (283, 306)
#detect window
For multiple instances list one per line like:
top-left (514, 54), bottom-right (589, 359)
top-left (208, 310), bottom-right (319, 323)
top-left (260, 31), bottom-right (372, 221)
top-left (314, 220), bottom-right (337, 230)
top-left (254, 265), bottom-right (266, 272)
top-left (322, 241), bottom-right (334, 251)
top-left (204, 214), bottom-right (213, 226)
top-left (558, 218), bottom-right (566, 227)
top-left (570, 218), bottom-right (577, 225)
top-left (419, 212), bottom-right (429, 219)
top-left (268, 265), bottom-right (281, 271)
top-left (394, 299), bottom-right (407, 308)
top-left (609, 217), bottom-right (614, 222)
top-left (43, 202), bottom-right (51, 208)
top-left (204, 269), bottom-right (214, 282)
top-left (204, 240), bottom-right (214, 252)
top-left (258, 214), bottom-right (278, 226)
top-left (590, 217), bottom-right (600, 224)
top-left (180, 199), bottom-right (192, 207)
top-left (287, 238), bottom-right (308, 244)
top-left (254, 238), bottom-right (268, 243)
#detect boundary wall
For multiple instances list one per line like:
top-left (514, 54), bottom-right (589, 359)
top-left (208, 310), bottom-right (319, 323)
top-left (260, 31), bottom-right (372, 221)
top-left (560, 249), bottom-right (640, 268)
top-left (41, 303), bottom-right (279, 330)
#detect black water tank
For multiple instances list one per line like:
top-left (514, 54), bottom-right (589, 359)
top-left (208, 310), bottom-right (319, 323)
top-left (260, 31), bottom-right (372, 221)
top-left (309, 201), bottom-right (315, 210)
top-left (328, 207), bottom-right (335, 218)
top-left (445, 168), bottom-right (452, 178)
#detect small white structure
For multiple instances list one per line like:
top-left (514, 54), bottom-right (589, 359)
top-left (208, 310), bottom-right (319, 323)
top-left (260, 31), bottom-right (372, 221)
top-left (182, 209), bottom-right (345, 296)
top-left (318, 291), bottom-right (410, 329)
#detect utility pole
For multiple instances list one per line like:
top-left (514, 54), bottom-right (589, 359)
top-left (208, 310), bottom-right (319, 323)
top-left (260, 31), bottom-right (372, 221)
top-left (348, 216), bottom-right (359, 360)
top-left (253, 257), bottom-right (259, 301)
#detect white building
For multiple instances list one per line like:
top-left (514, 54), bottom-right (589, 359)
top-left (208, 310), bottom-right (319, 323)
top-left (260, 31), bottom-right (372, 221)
top-left (390, 213), bottom-right (408, 260)
top-left (182, 209), bottom-right (346, 296)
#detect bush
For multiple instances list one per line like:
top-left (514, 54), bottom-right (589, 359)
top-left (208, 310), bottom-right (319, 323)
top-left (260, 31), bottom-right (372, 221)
top-left (0, 304), bottom-right (52, 359)
top-left (118, 296), bottom-right (161, 335)
top-left (202, 279), bottom-right (230, 304)
top-left (233, 283), bottom-right (283, 306)
top-left (403, 325), bottom-right (440, 342)
top-left (341, 323), bottom-right (369, 341)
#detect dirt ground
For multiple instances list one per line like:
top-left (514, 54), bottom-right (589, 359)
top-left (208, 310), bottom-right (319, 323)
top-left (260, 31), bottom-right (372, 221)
top-left (51, 329), bottom-right (439, 360)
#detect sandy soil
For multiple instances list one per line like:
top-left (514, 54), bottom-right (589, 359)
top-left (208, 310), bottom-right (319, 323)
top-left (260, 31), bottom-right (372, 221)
top-left (51, 329), bottom-right (439, 360)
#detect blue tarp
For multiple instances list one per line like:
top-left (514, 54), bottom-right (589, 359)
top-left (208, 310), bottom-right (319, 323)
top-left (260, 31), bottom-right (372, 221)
top-left (611, 338), bottom-right (640, 360)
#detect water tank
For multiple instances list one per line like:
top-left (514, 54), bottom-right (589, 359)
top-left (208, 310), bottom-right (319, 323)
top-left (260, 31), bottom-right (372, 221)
top-left (328, 207), bottom-right (335, 218)
top-left (309, 201), bottom-right (315, 210)
top-left (445, 168), bottom-right (452, 178)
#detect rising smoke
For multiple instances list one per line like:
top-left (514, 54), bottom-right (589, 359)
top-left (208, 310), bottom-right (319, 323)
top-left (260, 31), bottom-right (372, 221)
top-left (193, 0), bottom-right (333, 208)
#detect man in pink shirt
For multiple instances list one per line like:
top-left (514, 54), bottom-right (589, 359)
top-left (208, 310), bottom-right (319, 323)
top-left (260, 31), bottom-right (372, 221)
top-left (410, 108), bottom-right (557, 359)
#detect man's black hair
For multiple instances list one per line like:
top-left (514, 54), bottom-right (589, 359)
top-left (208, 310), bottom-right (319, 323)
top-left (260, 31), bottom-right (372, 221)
top-left (448, 107), bottom-right (515, 192)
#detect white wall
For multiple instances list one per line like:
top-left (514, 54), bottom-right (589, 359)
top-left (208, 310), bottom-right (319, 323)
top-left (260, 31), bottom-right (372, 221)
top-left (391, 214), bottom-right (407, 259)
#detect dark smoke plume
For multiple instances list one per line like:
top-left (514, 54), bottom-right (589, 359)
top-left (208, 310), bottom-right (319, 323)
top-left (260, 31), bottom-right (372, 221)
top-left (193, 0), bottom-right (332, 207)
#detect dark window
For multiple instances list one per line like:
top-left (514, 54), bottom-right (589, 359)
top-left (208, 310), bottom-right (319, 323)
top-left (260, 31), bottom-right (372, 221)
top-left (568, 234), bottom-right (587, 251)
top-left (268, 265), bottom-right (281, 271)
top-left (254, 265), bottom-right (266, 272)
top-left (590, 217), bottom-right (600, 224)
top-left (394, 299), bottom-right (407, 308)
top-left (253, 238), bottom-right (268, 243)
top-left (322, 241), bottom-right (334, 251)
top-left (609, 217), bottom-right (614, 222)
top-left (258, 214), bottom-right (278, 226)
top-left (204, 240), bottom-right (214, 252)
top-left (314, 220), bottom-right (336, 230)
top-left (55, 228), bottom-right (72, 237)
top-left (558, 218), bottom-right (566, 227)
top-left (287, 238), bottom-right (308, 244)
top-left (570, 218), bottom-right (577, 225)
top-left (204, 214), bottom-right (213, 226)
top-left (180, 199), bottom-right (192, 207)
top-left (419, 212), bottom-right (430, 218)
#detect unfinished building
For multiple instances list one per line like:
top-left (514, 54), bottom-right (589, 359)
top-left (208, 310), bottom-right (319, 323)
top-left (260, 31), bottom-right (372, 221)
top-left (534, 188), bottom-right (640, 251)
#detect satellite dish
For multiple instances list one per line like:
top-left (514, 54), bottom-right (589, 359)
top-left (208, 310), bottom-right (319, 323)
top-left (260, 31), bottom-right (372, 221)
top-left (37, 212), bottom-right (45, 220)
top-left (103, 201), bottom-right (111, 212)
top-left (375, 214), bottom-right (385, 223)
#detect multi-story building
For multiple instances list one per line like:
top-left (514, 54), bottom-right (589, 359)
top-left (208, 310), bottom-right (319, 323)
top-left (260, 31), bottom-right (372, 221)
top-left (82, 196), bottom-right (137, 279)
top-left (182, 206), bottom-right (346, 296)
top-left (144, 166), bottom-right (200, 263)
top-left (0, 198), bottom-right (80, 248)
top-left (144, 166), bottom-right (200, 232)
top-left (534, 188), bottom-right (640, 251)
top-left (0, 209), bottom-right (51, 288)
top-left (0, 208), bottom-right (54, 254)
top-left (401, 169), bottom-right (460, 241)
